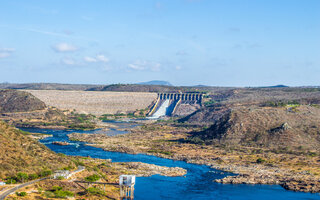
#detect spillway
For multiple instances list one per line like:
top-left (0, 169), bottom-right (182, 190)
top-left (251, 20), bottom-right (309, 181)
top-left (149, 99), bottom-right (170, 119)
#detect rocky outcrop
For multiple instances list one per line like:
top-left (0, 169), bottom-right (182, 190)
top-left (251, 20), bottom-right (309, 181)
top-left (281, 179), bottom-right (320, 193)
top-left (215, 174), bottom-right (320, 193)
top-left (120, 162), bottom-right (187, 177)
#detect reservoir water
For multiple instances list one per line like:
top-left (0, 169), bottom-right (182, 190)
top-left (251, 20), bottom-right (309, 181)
top-left (21, 122), bottom-right (320, 200)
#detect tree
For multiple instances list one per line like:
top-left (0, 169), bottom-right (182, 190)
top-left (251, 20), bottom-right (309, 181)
top-left (17, 173), bottom-right (28, 183)
top-left (85, 174), bottom-right (100, 182)
top-left (28, 173), bottom-right (38, 180)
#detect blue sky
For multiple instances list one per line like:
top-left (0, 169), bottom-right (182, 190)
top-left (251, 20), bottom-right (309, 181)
top-left (0, 0), bottom-right (319, 86)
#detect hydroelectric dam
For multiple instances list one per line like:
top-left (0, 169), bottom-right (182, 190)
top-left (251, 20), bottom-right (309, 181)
top-left (148, 93), bottom-right (203, 118)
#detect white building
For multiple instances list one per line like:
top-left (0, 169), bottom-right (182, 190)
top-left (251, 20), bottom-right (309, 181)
top-left (52, 170), bottom-right (71, 179)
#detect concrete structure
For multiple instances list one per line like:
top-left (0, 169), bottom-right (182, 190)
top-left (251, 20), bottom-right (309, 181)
top-left (119, 175), bottom-right (136, 200)
top-left (52, 170), bottom-right (71, 179)
top-left (148, 93), bottom-right (203, 117)
top-left (158, 93), bottom-right (203, 103)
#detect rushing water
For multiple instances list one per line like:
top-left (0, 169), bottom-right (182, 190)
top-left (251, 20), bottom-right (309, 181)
top-left (149, 99), bottom-right (170, 119)
top-left (21, 122), bottom-right (320, 200)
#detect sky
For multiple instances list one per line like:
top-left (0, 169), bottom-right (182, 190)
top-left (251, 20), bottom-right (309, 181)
top-left (0, 0), bottom-right (319, 87)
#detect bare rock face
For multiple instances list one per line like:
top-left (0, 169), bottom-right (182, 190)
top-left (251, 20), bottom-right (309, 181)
top-left (173, 103), bottom-right (200, 117)
top-left (0, 89), bottom-right (46, 113)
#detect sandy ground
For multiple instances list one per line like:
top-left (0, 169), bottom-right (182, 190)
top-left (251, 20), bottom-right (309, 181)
top-left (25, 90), bottom-right (157, 115)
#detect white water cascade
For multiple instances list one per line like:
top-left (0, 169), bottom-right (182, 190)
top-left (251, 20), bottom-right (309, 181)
top-left (149, 99), bottom-right (170, 119)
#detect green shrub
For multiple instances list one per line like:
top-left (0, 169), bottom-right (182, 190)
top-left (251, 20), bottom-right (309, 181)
top-left (256, 158), bottom-right (266, 163)
top-left (16, 192), bottom-right (27, 196)
top-left (54, 190), bottom-right (74, 198)
top-left (5, 178), bottom-right (16, 184)
top-left (85, 174), bottom-right (100, 182)
top-left (52, 186), bottom-right (63, 191)
top-left (40, 170), bottom-right (52, 177)
top-left (56, 176), bottom-right (65, 180)
top-left (28, 173), bottom-right (38, 180)
top-left (86, 187), bottom-right (106, 196)
top-left (16, 173), bottom-right (28, 182)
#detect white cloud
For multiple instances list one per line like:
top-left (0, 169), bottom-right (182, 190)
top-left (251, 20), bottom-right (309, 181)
top-left (128, 60), bottom-right (161, 71)
top-left (52, 43), bottom-right (78, 52)
top-left (1, 48), bottom-right (15, 52)
top-left (84, 54), bottom-right (109, 63)
top-left (61, 57), bottom-right (75, 65)
top-left (175, 65), bottom-right (182, 70)
top-left (84, 56), bottom-right (97, 63)
top-left (0, 48), bottom-right (15, 59)
top-left (96, 54), bottom-right (109, 63)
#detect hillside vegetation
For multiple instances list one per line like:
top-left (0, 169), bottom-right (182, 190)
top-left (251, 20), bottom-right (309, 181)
top-left (182, 87), bottom-right (320, 152)
top-left (0, 120), bottom-right (73, 179)
top-left (0, 90), bottom-right (46, 113)
top-left (0, 89), bottom-right (96, 130)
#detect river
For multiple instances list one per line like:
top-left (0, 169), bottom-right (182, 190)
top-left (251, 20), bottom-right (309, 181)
top-left (21, 122), bottom-right (320, 200)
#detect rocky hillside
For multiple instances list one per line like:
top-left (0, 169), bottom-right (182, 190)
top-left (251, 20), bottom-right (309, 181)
top-left (186, 104), bottom-right (320, 151)
top-left (0, 89), bottom-right (46, 113)
top-left (182, 87), bottom-right (320, 152)
top-left (0, 120), bottom-right (73, 178)
top-left (0, 89), bottom-right (96, 130)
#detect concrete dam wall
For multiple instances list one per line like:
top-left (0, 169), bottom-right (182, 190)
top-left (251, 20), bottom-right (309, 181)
top-left (148, 93), bottom-right (203, 118)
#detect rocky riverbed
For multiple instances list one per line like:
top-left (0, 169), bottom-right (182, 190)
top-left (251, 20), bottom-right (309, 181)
top-left (113, 162), bottom-right (187, 177)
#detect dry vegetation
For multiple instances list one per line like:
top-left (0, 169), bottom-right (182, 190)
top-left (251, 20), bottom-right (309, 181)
top-left (4, 157), bottom-right (186, 200)
top-left (0, 120), bottom-right (73, 179)
top-left (25, 90), bottom-right (157, 115)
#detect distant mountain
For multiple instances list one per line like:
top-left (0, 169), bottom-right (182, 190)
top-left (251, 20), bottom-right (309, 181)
top-left (192, 85), bottom-right (209, 87)
top-left (268, 85), bottom-right (289, 88)
top-left (257, 85), bottom-right (289, 88)
top-left (137, 80), bottom-right (172, 86)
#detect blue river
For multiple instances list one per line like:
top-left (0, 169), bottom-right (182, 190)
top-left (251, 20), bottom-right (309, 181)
top-left (21, 122), bottom-right (320, 200)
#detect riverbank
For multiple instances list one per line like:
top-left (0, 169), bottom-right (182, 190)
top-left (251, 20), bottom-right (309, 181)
top-left (68, 123), bottom-right (320, 193)
top-left (4, 157), bottom-right (186, 200)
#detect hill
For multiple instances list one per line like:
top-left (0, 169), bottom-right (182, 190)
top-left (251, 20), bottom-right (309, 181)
top-left (0, 120), bottom-right (73, 178)
top-left (137, 80), bottom-right (172, 86)
top-left (0, 90), bottom-right (96, 130)
top-left (0, 83), bottom-right (102, 91)
top-left (86, 83), bottom-right (217, 93)
top-left (0, 89), bottom-right (46, 113)
top-left (181, 87), bottom-right (320, 152)
top-left (186, 105), bottom-right (320, 151)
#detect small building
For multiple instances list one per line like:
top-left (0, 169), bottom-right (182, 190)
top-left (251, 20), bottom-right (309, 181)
top-left (119, 175), bottom-right (135, 187)
top-left (0, 182), bottom-right (6, 186)
top-left (119, 175), bottom-right (136, 199)
top-left (52, 170), bottom-right (71, 179)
